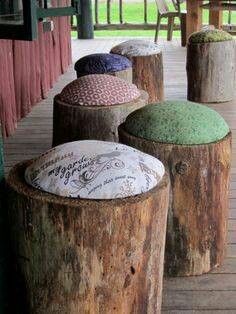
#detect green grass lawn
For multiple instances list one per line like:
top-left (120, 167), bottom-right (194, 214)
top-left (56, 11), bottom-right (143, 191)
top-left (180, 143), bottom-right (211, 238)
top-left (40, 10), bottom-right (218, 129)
top-left (72, 2), bottom-right (236, 38)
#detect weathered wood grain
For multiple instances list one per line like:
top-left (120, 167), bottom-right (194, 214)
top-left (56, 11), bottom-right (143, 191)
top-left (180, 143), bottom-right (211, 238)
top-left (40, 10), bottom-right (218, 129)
top-left (119, 125), bottom-right (232, 276)
top-left (132, 53), bottom-right (164, 103)
top-left (53, 91), bottom-right (148, 145)
top-left (7, 161), bottom-right (169, 314)
top-left (187, 40), bottom-right (236, 103)
top-left (110, 68), bottom-right (133, 83)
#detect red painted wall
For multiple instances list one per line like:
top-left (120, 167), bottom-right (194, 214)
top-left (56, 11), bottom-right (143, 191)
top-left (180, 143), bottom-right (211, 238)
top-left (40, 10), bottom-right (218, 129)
top-left (0, 14), bottom-right (71, 137)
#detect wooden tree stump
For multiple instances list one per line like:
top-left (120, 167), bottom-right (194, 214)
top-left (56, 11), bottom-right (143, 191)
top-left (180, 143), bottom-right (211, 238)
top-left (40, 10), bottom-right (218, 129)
top-left (118, 101), bottom-right (232, 276)
top-left (111, 40), bottom-right (164, 103)
top-left (74, 53), bottom-right (133, 83)
top-left (53, 75), bottom-right (148, 146)
top-left (7, 160), bottom-right (169, 314)
top-left (187, 30), bottom-right (235, 103)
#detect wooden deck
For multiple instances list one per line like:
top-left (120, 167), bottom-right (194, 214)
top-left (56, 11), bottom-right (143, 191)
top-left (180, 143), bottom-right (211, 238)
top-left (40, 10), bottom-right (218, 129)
top-left (4, 38), bottom-right (236, 313)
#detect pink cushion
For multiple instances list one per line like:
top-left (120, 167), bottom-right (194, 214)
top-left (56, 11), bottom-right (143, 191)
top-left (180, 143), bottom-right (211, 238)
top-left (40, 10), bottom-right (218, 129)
top-left (59, 74), bottom-right (140, 106)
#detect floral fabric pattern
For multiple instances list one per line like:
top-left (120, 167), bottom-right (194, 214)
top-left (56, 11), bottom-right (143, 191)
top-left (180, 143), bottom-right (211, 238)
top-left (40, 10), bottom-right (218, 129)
top-left (59, 74), bottom-right (140, 106)
top-left (25, 140), bottom-right (165, 200)
top-left (74, 53), bottom-right (132, 77)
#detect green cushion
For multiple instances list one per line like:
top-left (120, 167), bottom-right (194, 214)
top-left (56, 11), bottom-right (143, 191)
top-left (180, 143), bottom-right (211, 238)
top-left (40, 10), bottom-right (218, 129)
top-left (124, 101), bottom-right (230, 145)
top-left (189, 29), bottom-right (233, 44)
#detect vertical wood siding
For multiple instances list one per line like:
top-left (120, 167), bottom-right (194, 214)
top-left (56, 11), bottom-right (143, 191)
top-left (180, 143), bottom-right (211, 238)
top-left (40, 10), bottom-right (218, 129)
top-left (0, 14), bottom-right (71, 137)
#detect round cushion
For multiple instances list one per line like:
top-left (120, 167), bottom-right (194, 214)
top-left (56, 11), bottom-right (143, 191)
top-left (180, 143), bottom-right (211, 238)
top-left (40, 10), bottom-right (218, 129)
top-left (25, 140), bottom-right (165, 199)
top-left (124, 100), bottom-right (230, 145)
top-left (189, 29), bottom-right (233, 44)
top-left (74, 53), bottom-right (132, 77)
top-left (111, 39), bottom-right (161, 58)
top-left (59, 74), bottom-right (140, 106)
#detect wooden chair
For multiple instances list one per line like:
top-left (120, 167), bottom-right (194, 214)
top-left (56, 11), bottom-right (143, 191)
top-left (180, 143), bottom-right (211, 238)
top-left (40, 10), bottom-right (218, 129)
top-left (155, 0), bottom-right (187, 46)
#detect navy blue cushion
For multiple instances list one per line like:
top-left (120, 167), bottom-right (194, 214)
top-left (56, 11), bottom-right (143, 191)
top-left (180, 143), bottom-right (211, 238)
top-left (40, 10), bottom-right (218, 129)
top-left (74, 53), bottom-right (132, 77)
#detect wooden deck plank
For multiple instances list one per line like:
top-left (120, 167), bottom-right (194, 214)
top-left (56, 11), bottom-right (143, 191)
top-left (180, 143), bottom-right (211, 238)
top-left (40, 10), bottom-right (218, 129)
top-left (3, 38), bottom-right (236, 313)
top-left (164, 273), bottom-right (236, 291)
top-left (162, 291), bottom-right (236, 310)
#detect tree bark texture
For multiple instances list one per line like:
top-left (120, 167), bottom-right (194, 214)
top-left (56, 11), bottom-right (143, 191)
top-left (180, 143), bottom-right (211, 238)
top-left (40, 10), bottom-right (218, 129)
top-left (7, 161), bottom-right (169, 314)
top-left (53, 90), bottom-right (148, 146)
top-left (110, 68), bottom-right (133, 83)
top-left (187, 40), bottom-right (236, 103)
top-left (119, 124), bottom-right (232, 276)
top-left (131, 53), bottom-right (164, 103)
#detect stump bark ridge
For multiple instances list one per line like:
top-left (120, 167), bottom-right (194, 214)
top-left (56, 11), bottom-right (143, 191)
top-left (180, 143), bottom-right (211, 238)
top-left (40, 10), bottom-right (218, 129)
top-left (7, 160), bottom-right (169, 314)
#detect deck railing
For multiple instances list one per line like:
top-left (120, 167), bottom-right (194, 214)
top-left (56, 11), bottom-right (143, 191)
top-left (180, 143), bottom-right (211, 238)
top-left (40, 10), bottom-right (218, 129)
top-left (72, 0), bottom-right (181, 32)
top-left (71, 0), bottom-right (236, 34)
top-left (93, 0), bottom-right (164, 30)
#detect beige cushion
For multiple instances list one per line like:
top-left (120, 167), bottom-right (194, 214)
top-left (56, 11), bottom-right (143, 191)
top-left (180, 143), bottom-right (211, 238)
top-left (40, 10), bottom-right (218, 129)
top-left (111, 40), bottom-right (161, 58)
top-left (25, 141), bottom-right (165, 200)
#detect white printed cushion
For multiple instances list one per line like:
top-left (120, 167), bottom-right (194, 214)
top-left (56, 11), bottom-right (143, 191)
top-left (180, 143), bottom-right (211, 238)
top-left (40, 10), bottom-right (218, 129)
top-left (59, 74), bottom-right (140, 106)
top-left (25, 141), bottom-right (165, 200)
top-left (111, 40), bottom-right (161, 58)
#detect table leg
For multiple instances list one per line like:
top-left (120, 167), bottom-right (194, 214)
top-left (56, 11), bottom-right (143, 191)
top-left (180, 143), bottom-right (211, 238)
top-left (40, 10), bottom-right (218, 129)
top-left (186, 0), bottom-right (203, 41)
top-left (209, 0), bottom-right (223, 28)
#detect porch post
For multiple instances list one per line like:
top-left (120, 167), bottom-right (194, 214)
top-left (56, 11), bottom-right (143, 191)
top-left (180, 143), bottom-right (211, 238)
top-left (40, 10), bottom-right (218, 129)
top-left (77, 0), bottom-right (94, 39)
top-left (186, 0), bottom-right (203, 40)
top-left (209, 0), bottom-right (223, 29)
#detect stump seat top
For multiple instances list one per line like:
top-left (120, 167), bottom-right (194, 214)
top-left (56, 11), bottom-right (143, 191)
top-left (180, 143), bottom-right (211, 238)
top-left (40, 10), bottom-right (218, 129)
top-left (25, 140), bottom-right (165, 200)
top-left (110, 40), bottom-right (161, 58)
top-left (74, 53), bottom-right (132, 77)
top-left (189, 29), bottom-right (233, 44)
top-left (59, 74), bottom-right (140, 106)
top-left (124, 101), bottom-right (229, 145)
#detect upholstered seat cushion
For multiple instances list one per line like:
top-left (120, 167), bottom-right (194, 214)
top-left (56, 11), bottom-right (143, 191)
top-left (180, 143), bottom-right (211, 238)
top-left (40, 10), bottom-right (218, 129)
top-left (124, 100), bottom-right (230, 145)
top-left (189, 29), bottom-right (233, 44)
top-left (74, 53), bottom-right (132, 77)
top-left (25, 140), bottom-right (165, 199)
top-left (110, 39), bottom-right (161, 58)
top-left (59, 74), bottom-right (140, 106)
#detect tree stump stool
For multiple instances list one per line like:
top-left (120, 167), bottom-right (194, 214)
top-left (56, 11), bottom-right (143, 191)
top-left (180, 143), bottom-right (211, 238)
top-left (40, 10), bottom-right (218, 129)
top-left (119, 100), bottom-right (232, 276)
top-left (110, 40), bottom-right (164, 103)
top-left (187, 29), bottom-right (235, 103)
top-left (74, 53), bottom-right (133, 83)
top-left (53, 74), bottom-right (148, 146)
top-left (7, 141), bottom-right (169, 314)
